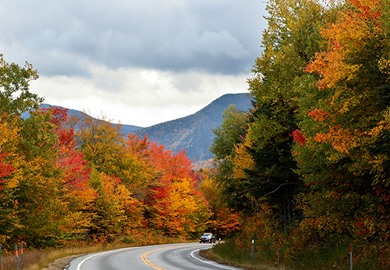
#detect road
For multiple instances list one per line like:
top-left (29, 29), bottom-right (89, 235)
top-left (67, 242), bottom-right (243, 270)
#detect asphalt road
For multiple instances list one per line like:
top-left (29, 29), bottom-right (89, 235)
top-left (67, 242), bottom-right (243, 270)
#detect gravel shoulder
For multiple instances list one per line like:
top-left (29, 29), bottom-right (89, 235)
top-left (41, 255), bottom-right (78, 270)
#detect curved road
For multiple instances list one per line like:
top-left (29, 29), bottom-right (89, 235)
top-left (67, 243), bottom-right (242, 270)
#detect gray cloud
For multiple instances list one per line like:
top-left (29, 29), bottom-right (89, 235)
top-left (0, 0), bottom-right (266, 77)
top-left (0, 0), bottom-right (267, 126)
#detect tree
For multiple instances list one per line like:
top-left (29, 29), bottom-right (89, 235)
top-left (210, 104), bottom-right (249, 161)
top-left (0, 54), bottom-right (41, 117)
top-left (240, 0), bottom-right (331, 224)
top-left (88, 171), bottom-right (128, 242)
top-left (210, 104), bottom-right (249, 210)
top-left (199, 174), bottom-right (240, 238)
top-left (75, 114), bottom-right (126, 176)
top-left (146, 142), bottom-right (210, 237)
top-left (45, 107), bottom-right (97, 241)
top-left (297, 0), bottom-right (389, 246)
top-left (124, 134), bottom-right (158, 200)
top-left (15, 110), bottom-right (72, 247)
top-left (0, 114), bottom-right (22, 245)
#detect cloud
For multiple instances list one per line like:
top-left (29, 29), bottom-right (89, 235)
top-left (0, 0), bottom-right (265, 76)
top-left (0, 0), bottom-right (266, 126)
top-left (30, 64), bottom-right (249, 127)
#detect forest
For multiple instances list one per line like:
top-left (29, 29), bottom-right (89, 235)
top-left (0, 55), bottom-right (213, 248)
top-left (209, 0), bottom-right (389, 268)
top-left (0, 0), bottom-right (389, 269)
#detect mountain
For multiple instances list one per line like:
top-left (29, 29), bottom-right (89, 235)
top-left (132, 93), bottom-right (252, 162)
top-left (34, 93), bottom-right (252, 163)
top-left (26, 104), bottom-right (142, 134)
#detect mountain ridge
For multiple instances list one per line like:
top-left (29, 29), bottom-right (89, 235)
top-left (133, 93), bottom-right (252, 161)
top-left (41, 93), bottom-right (253, 162)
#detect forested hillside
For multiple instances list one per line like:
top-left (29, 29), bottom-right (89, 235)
top-left (36, 93), bottom-right (252, 163)
top-left (209, 0), bottom-right (389, 269)
top-left (0, 54), bottom-right (211, 249)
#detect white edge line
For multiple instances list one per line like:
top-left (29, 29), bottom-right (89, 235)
top-left (76, 248), bottom-right (130, 270)
top-left (76, 252), bottom-right (102, 270)
top-left (190, 249), bottom-right (239, 270)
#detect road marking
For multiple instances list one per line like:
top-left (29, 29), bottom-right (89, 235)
top-left (75, 249), bottom-right (128, 270)
top-left (191, 249), bottom-right (239, 270)
top-left (141, 248), bottom-right (166, 270)
top-left (76, 251), bottom-right (108, 270)
top-left (140, 244), bottom-right (193, 270)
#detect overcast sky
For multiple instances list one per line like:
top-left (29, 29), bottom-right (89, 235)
top-left (0, 0), bottom-right (267, 127)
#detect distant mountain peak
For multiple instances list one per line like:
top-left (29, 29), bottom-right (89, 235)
top-left (133, 93), bottom-right (252, 161)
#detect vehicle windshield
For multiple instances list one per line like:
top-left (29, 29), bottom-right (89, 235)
top-left (202, 233), bottom-right (212, 237)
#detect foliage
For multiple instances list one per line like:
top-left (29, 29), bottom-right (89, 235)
top-left (198, 171), bottom-right (240, 238)
top-left (210, 0), bottom-right (389, 269)
top-left (299, 0), bottom-right (389, 245)
top-left (210, 104), bottom-right (252, 211)
top-left (0, 114), bottom-right (22, 244)
top-left (0, 54), bottom-right (41, 117)
top-left (0, 54), bottom-right (215, 250)
top-left (146, 142), bottom-right (210, 237)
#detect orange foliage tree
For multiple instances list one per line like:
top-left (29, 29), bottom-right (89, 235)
top-left (0, 114), bottom-right (22, 244)
top-left (198, 170), bottom-right (240, 238)
top-left (295, 0), bottom-right (389, 256)
top-left (146, 142), bottom-right (210, 237)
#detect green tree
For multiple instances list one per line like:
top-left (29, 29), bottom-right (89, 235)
top-left (242, 0), bottom-right (330, 224)
top-left (210, 104), bottom-right (249, 161)
top-left (15, 111), bottom-right (71, 247)
top-left (210, 104), bottom-right (249, 210)
top-left (0, 54), bottom-right (41, 117)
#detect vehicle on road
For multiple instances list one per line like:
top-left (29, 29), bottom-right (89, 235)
top-left (199, 233), bottom-right (216, 243)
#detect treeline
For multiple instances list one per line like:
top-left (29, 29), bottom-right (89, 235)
top-left (0, 54), bottom-right (211, 249)
top-left (210, 0), bottom-right (389, 268)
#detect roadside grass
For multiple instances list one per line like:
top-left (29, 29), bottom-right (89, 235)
top-left (201, 239), bottom-right (388, 270)
top-left (1, 245), bottom-right (105, 270)
top-left (200, 242), bottom-right (286, 270)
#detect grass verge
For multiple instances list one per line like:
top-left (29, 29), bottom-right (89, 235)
top-left (199, 243), bottom-right (284, 270)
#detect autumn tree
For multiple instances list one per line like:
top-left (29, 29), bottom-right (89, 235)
top-left (296, 0), bottom-right (389, 251)
top-left (13, 110), bottom-right (74, 247)
top-left (42, 107), bottom-right (98, 241)
top-left (87, 170), bottom-right (144, 242)
top-left (0, 52), bottom-right (213, 247)
top-left (234, 0), bottom-right (332, 225)
top-left (146, 142), bottom-right (210, 237)
top-left (0, 55), bottom-right (73, 247)
top-left (199, 172), bottom-right (240, 238)
top-left (74, 115), bottom-right (151, 241)
top-left (0, 55), bottom-right (43, 245)
top-left (124, 134), bottom-right (158, 200)
top-left (75, 115), bottom-right (126, 175)
top-left (0, 114), bottom-right (22, 245)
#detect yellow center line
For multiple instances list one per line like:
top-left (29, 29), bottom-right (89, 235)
top-left (140, 244), bottom-right (192, 270)
top-left (141, 248), bottom-right (166, 270)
